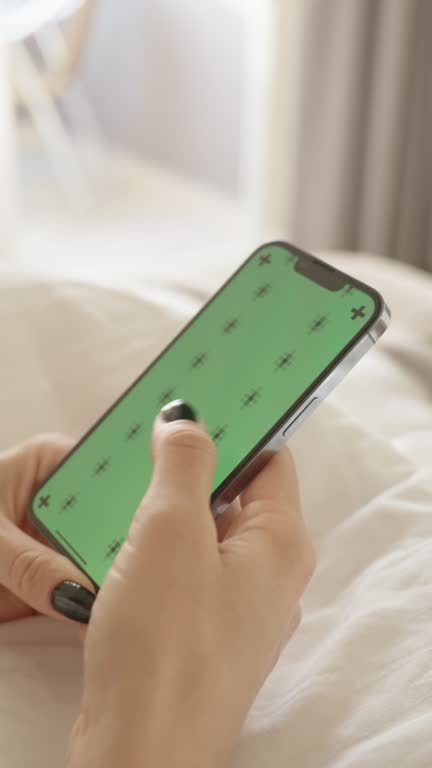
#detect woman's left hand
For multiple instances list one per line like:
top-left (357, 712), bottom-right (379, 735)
top-left (0, 435), bottom-right (96, 623)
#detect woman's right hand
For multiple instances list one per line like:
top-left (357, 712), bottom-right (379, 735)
top-left (68, 402), bottom-right (315, 768)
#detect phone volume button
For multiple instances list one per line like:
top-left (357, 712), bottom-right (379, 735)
top-left (282, 398), bottom-right (320, 439)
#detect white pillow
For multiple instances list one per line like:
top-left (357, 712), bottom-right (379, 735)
top-left (0, 270), bottom-right (202, 449)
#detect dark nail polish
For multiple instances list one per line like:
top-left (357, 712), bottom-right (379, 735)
top-left (51, 581), bottom-right (95, 624)
top-left (161, 400), bottom-right (198, 423)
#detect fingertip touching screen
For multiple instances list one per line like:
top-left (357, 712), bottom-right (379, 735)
top-left (31, 243), bottom-right (381, 586)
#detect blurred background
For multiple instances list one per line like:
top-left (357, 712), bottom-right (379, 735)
top-left (1, 0), bottom-right (432, 278)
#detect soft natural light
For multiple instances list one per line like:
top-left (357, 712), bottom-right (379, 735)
top-left (0, 0), bottom-right (85, 39)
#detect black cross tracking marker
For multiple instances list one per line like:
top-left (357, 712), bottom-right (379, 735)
top-left (351, 306), bottom-right (367, 320)
top-left (255, 284), bottom-right (271, 299)
top-left (309, 315), bottom-right (328, 334)
top-left (38, 495), bottom-right (51, 509)
top-left (276, 352), bottom-right (296, 370)
top-left (191, 353), bottom-right (207, 369)
top-left (223, 318), bottom-right (239, 335)
top-left (259, 254), bottom-right (272, 266)
top-left (94, 459), bottom-right (111, 477)
top-left (212, 426), bottom-right (227, 443)
top-left (105, 539), bottom-right (124, 560)
top-left (242, 390), bottom-right (261, 408)
top-left (159, 389), bottom-right (176, 407)
top-left (61, 495), bottom-right (78, 512)
top-left (126, 423), bottom-right (143, 441)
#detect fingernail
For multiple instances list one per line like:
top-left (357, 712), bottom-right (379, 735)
top-left (51, 581), bottom-right (95, 624)
top-left (160, 400), bottom-right (198, 423)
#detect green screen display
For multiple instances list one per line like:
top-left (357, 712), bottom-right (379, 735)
top-left (31, 243), bottom-right (380, 586)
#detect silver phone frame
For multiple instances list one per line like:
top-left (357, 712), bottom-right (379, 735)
top-left (211, 302), bottom-right (391, 517)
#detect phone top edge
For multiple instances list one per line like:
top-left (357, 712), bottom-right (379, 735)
top-left (368, 302), bottom-right (391, 342)
top-left (257, 242), bottom-right (389, 320)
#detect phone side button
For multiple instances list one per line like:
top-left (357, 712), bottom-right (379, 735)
top-left (282, 398), bottom-right (320, 439)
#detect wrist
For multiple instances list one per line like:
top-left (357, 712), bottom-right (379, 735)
top-left (66, 704), bottom-right (223, 768)
top-left (67, 710), bottom-right (149, 768)
top-left (68, 663), bottom-right (237, 768)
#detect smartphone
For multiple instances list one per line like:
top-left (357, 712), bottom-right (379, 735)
top-left (29, 242), bottom-right (390, 587)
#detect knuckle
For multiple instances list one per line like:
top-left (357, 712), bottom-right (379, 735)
top-left (301, 539), bottom-right (317, 584)
top-left (275, 521), bottom-right (316, 585)
top-left (20, 434), bottom-right (73, 472)
top-left (134, 499), bottom-right (189, 546)
top-left (282, 605), bottom-right (302, 649)
top-left (280, 445), bottom-right (297, 471)
top-left (163, 425), bottom-right (215, 460)
top-left (286, 536), bottom-right (316, 590)
top-left (265, 508), bottom-right (298, 554)
top-left (24, 433), bottom-right (58, 451)
top-left (291, 603), bottom-right (302, 631)
top-left (9, 548), bottom-right (52, 597)
top-left (33, 433), bottom-right (74, 452)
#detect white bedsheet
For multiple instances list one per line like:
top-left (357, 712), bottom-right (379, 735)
top-left (0, 252), bottom-right (431, 768)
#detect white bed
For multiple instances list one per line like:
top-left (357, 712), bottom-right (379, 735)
top-left (0, 245), bottom-right (431, 768)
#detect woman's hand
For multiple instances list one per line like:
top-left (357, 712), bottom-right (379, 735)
top-left (68, 402), bottom-right (316, 768)
top-left (0, 435), bottom-right (95, 624)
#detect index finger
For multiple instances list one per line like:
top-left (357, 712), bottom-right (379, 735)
top-left (239, 446), bottom-right (301, 510)
top-left (220, 448), bottom-right (315, 594)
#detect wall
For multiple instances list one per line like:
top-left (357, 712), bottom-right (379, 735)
top-left (80, 0), bottom-right (249, 196)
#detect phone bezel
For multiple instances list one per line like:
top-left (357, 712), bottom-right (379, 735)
top-left (28, 241), bottom-right (386, 586)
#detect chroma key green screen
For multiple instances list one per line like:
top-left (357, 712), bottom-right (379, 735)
top-left (30, 243), bottom-right (380, 586)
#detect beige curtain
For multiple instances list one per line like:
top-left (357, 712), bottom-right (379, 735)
top-left (263, 0), bottom-right (432, 272)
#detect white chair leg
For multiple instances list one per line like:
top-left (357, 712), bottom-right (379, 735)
top-left (34, 23), bottom-right (103, 141)
top-left (12, 40), bottom-right (94, 208)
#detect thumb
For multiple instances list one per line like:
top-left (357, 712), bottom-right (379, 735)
top-left (146, 400), bottom-right (216, 523)
top-left (0, 517), bottom-right (96, 623)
